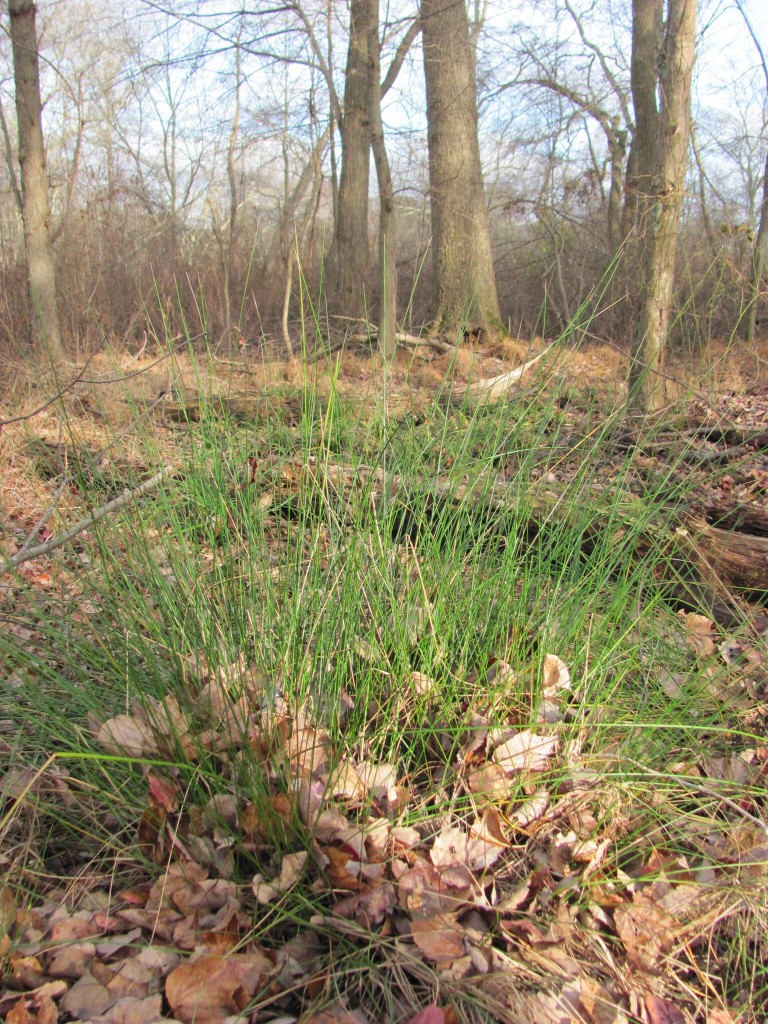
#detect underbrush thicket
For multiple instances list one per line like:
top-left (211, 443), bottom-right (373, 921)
top-left (1, 334), bottom-right (767, 1022)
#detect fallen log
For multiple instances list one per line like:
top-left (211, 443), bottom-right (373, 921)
top-left (442, 341), bottom-right (559, 405)
top-left (155, 390), bottom-right (420, 425)
top-left (261, 459), bottom-right (766, 626)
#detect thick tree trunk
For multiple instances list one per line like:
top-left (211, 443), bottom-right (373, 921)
top-left (628, 0), bottom-right (697, 415)
top-left (9, 0), bottom-right (62, 360)
top-left (330, 0), bottom-right (376, 321)
top-left (421, 0), bottom-right (501, 340)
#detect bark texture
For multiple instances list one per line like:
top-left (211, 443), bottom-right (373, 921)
top-left (421, 0), bottom-right (500, 339)
top-left (369, 0), bottom-right (396, 362)
top-left (746, 148), bottom-right (768, 344)
top-left (9, 0), bottom-right (62, 359)
top-left (330, 0), bottom-right (376, 320)
top-left (628, 0), bottom-right (698, 414)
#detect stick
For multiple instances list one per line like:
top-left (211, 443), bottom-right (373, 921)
top-left (0, 465), bottom-right (175, 577)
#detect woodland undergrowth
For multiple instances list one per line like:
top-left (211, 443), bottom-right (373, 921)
top-left (1, 327), bottom-right (767, 1024)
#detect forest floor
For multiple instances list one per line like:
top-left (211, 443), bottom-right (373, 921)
top-left (1, 332), bottom-right (768, 1024)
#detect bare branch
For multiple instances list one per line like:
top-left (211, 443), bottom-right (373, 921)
top-left (381, 17), bottom-right (420, 97)
top-left (0, 465), bottom-right (176, 577)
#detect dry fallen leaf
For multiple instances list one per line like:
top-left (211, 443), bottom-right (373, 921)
top-left (493, 731), bottom-right (557, 774)
top-left (466, 808), bottom-right (508, 871)
top-left (513, 786), bottom-right (550, 827)
top-left (404, 1005), bottom-right (446, 1024)
top-left (613, 892), bottom-right (675, 971)
top-left (467, 762), bottom-right (517, 802)
top-left (410, 914), bottom-right (466, 965)
top-left (252, 850), bottom-right (308, 904)
top-left (286, 726), bottom-right (331, 778)
top-left (60, 971), bottom-right (117, 1020)
top-left (165, 952), bottom-right (272, 1024)
top-left (679, 611), bottom-right (717, 659)
top-left (430, 828), bottom-right (468, 869)
top-left (542, 654), bottom-right (571, 697)
top-left (332, 882), bottom-right (396, 927)
top-left (644, 992), bottom-right (686, 1024)
top-left (102, 995), bottom-right (166, 1024)
top-left (326, 760), bottom-right (365, 800)
top-left (356, 761), bottom-right (397, 797)
top-left (95, 716), bottom-right (157, 758)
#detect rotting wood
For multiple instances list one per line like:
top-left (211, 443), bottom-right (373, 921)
top-left (259, 458), bottom-right (766, 626)
top-left (441, 341), bottom-right (559, 405)
top-left (155, 390), bottom-right (419, 424)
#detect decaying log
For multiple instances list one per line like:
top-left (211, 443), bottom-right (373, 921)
top-left (443, 341), bottom-right (559, 405)
top-left (264, 459), bottom-right (767, 626)
top-left (159, 393), bottom-right (304, 424)
top-left (156, 390), bottom-right (419, 425)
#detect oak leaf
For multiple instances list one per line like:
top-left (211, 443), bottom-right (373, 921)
top-left (165, 952), bottom-right (272, 1024)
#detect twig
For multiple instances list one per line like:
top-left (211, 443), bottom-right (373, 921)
top-left (0, 465), bottom-right (176, 577)
top-left (11, 478), bottom-right (71, 565)
top-left (0, 349), bottom-right (102, 426)
top-left (624, 758), bottom-right (768, 838)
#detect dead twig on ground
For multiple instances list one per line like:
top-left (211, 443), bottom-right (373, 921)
top-left (0, 465), bottom-right (176, 577)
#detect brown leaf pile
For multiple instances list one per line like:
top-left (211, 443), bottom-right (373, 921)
top-left (2, 640), bottom-right (767, 1023)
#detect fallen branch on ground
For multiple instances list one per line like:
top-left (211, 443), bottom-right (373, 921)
top-left (0, 465), bottom-right (176, 577)
top-left (443, 340), bottom-right (559, 404)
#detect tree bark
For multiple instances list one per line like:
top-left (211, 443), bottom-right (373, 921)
top-left (628, 0), bottom-right (698, 415)
top-left (746, 147), bottom-right (768, 345)
top-left (421, 0), bottom-right (501, 340)
top-left (369, 1), bottom-right (396, 363)
top-left (734, 1), bottom-right (768, 345)
top-left (623, 0), bottom-right (661, 238)
top-left (330, 0), bottom-right (376, 321)
top-left (9, 0), bottom-right (63, 360)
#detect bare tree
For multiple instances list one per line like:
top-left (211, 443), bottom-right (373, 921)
top-left (9, 0), bottom-right (62, 359)
top-left (215, 21), bottom-right (243, 349)
top-left (421, 0), bottom-right (500, 339)
top-left (628, 0), bottom-right (698, 414)
top-left (734, 0), bottom-right (768, 344)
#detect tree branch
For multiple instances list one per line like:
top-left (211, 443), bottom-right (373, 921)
top-left (381, 17), bottom-right (421, 97)
top-left (0, 465), bottom-right (176, 577)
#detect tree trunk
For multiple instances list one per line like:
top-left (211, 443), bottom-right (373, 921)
top-left (223, 33), bottom-right (242, 348)
top-left (421, 0), bottom-right (501, 340)
top-left (622, 0), bottom-right (661, 243)
top-left (628, 0), bottom-right (698, 415)
top-left (369, 1), bottom-right (396, 363)
top-left (330, 0), bottom-right (376, 321)
top-left (607, 124), bottom-right (627, 251)
top-left (9, 0), bottom-right (63, 360)
top-left (733, 1), bottom-right (768, 344)
top-left (746, 147), bottom-right (768, 345)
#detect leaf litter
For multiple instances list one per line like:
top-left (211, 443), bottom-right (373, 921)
top-left (2, 630), bottom-right (767, 1024)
